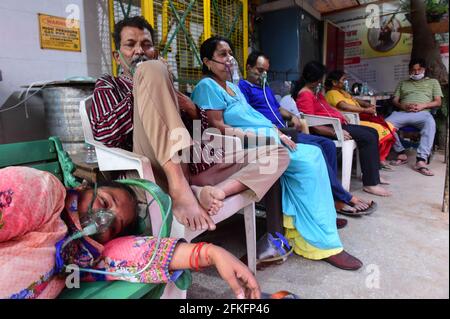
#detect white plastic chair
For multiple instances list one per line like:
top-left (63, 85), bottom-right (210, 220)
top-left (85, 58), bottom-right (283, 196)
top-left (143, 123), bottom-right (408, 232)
top-left (280, 95), bottom-right (359, 191)
top-left (79, 96), bottom-right (257, 298)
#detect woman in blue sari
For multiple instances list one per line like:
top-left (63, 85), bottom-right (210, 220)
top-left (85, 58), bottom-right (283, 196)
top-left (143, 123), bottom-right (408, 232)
top-left (192, 36), bottom-right (362, 270)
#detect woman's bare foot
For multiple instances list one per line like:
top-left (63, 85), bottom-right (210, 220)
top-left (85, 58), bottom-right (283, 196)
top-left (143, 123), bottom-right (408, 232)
top-left (171, 189), bottom-right (216, 231)
top-left (191, 185), bottom-right (226, 215)
top-left (363, 185), bottom-right (392, 197)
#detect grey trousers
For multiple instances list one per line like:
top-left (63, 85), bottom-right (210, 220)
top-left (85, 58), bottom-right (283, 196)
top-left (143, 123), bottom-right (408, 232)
top-left (386, 110), bottom-right (436, 159)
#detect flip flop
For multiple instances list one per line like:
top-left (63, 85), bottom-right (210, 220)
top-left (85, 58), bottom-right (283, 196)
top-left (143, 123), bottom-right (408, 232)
top-left (414, 166), bottom-right (434, 176)
top-left (380, 162), bottom-right (394, 171)
top-left (337, 201), bottom-right (377, 217)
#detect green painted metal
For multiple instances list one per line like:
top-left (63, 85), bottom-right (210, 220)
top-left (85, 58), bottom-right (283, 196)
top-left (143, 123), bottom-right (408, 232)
top-left (162, 0), bottom-right (202, 66)
top-left (0, 137), bottom-right (79, 189)
top-left (117, 0), bottom-right (133, 18)
top-left (49, 137), bottom-right (80, 188)
top-left (226, 4), bottom-right (242, 40)
top-left (59, 281), bottom-right (162, 299)
top-left (211, 0), bottom-right (227, 35)
top-left (0, 140), bottom-right (57, 167)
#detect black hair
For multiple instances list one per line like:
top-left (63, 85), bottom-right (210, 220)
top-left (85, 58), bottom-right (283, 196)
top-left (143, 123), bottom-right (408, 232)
top-left (113, 16), bottom-right (155, 50)
top-left (200, 35), bottom-right (235, 75)
top-left (291, 61), bottom-right (326, 99)
top-left (325, 70), bottom-right (346, 91)
top-left (246, 50), bottom-right (268, 68)
top-left (409, 58), bottom-right (427, 69)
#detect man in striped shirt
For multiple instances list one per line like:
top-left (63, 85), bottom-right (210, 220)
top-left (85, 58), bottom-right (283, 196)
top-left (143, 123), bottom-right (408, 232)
top-left (387, 58), bottom-right (443, 176)
top-left (90, 16), bottom-right (290, 233)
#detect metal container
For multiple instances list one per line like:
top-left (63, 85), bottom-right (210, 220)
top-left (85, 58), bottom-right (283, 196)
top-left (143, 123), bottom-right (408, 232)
top-left (41, 81), bottom-right (94, 154)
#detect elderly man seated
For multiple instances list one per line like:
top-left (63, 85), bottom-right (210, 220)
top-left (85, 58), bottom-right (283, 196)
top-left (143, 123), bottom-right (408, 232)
top-left (387, 58), bottom-right (443, 176)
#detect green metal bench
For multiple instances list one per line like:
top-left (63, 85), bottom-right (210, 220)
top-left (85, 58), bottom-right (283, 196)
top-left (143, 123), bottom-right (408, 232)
top-left (0, 136), bottom-right (190, 299)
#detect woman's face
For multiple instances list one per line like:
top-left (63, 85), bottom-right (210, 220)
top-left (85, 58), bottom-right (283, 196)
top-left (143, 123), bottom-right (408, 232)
top-left (335, 75), bottom-right (347, 89)
top-left (204, 41), bottom-right (234, 82)
top-left (77, 187), bottom-right (136, 243)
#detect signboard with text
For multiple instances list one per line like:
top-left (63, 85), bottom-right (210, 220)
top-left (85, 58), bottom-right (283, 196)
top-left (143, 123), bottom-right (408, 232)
top-left (38, 13), bottom-right (81, 52)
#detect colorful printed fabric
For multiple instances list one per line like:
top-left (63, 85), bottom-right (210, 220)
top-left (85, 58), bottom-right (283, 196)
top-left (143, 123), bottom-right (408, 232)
top-left (0, 167), bottom-right (68, 299)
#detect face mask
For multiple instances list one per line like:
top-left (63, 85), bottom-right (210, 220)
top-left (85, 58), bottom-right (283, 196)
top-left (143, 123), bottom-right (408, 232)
top-left (315, 82), bottom-right (323, 95)
top-left (410, 72), bottom-right (425, 81)
top-left (79, 185), bottom-right (116, 237)
top-left (118, 51), bottom-right (149, 76)
top-left (343, 79), bottom-right (350, 92)
top-left (261, 71), bottom-right (268, 86)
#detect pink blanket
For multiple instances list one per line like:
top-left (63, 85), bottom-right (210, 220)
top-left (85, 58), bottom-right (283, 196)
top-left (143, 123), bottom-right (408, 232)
top-left (0, 167), bottom-right (67, 299)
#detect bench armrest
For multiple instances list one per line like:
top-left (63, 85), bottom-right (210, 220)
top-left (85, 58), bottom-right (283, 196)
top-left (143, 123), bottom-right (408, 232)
top-left (91, 141), bottom-right (154, 180)
top-left (205, 132), bottom-right (243, 151)
top-left (342, 112), bottom-right (360, 125)
top-left (302, 114), bottom-right (345, 143)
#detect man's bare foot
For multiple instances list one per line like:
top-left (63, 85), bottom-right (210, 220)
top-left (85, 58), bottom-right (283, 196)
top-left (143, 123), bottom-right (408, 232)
top-left (349, 196), bottom-right (371, 210)
top-left (191, 185), bottom-right (226, 215)
top-left (363, 185), bottom-right (392, 197)
top-left (171, 190), bottom-right (216, 231)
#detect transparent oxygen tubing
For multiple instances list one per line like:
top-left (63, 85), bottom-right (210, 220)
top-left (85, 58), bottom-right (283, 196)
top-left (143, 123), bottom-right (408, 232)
top-left (63, 198), bottom-right (171, 278)
top-left (262, 72), bottom-right (286, 128)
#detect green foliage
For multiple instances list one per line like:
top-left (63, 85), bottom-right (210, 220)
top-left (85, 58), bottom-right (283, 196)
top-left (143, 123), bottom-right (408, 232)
top-left (400, 0), bottom-right (449, 20)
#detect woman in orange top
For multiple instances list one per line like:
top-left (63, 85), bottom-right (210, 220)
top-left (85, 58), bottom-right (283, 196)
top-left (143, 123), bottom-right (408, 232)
top-left (325, 71), bottom-right (396, 170)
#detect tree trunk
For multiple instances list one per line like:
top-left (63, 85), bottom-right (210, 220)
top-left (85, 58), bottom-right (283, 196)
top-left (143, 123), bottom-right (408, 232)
top-left (410, 0), bottom-right (448, 85)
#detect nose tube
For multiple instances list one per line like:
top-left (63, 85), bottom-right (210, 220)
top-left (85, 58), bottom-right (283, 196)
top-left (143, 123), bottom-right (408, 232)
top-left (261, 71), bottom-right (268, 84)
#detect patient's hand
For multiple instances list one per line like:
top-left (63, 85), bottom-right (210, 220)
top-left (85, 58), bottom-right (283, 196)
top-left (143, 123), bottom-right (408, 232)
top-left (210, 246), bottom-right (261, 299)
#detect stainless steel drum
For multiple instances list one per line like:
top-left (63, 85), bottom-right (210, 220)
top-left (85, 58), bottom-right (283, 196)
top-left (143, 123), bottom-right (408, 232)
top-left (42, 81), bottom-right (94, 154)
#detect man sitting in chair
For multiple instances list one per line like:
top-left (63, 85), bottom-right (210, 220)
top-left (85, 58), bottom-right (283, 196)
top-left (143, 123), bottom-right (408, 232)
top-left (238, 51), bottom-right (375, 217)
top-left (387, 58), bottom-right (443, 176)
top-left (90, 16), bottom-right (289, 234)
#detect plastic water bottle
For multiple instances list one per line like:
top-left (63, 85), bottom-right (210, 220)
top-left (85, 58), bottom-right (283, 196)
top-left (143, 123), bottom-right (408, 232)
top-left (84, 143), bottom-right (97, 164)
top-left (360, 82), bottom-right (366, 96)
top-left (230, 57), bottom-right (240, 86)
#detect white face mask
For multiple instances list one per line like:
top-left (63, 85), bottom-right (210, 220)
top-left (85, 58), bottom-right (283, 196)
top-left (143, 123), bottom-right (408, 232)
top-left (410, 72), bottom-right (425, 81)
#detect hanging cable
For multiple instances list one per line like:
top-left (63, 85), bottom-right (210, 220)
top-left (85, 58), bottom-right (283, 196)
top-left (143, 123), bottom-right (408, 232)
top-left (262, 72), bottom-right (286, 128)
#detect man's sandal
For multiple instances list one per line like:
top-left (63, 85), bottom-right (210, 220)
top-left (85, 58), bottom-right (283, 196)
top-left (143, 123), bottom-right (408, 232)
top-left (414, 165), bottom-right (434, 176)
